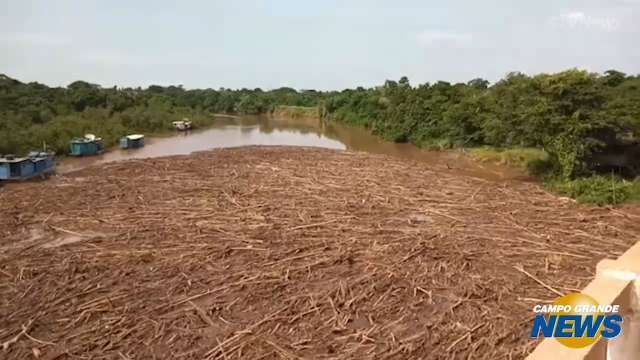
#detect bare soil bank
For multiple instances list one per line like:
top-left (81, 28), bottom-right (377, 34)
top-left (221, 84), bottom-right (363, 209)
top-left (1, 146), bottom-right (638, 359)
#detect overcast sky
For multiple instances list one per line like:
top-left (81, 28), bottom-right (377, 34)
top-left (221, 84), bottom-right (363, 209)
top-left (1, 0), bottom-right (639, 90)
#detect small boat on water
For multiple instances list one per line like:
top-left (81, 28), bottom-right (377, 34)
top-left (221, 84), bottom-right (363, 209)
top-left (120, 134), bottom-right (145, 149)
top-left (172, 119), bottom-right (193, 131)
top-left (0, 152), bottom-right (56, 181)
top-left (69, 134), bottom-right (104, 156)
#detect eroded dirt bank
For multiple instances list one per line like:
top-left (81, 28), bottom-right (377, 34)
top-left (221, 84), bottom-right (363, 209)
top-left (1, 146), bottom-right (638, 359)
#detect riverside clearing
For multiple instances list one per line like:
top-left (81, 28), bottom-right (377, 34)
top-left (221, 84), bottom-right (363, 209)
top-left (1, 146), bottom-right (638, 359)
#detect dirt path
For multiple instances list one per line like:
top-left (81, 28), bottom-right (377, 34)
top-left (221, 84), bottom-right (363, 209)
top-left (0, 146), bottom-right (638, 359)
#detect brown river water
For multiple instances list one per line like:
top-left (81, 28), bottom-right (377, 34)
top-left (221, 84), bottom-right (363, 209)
top-left (58, 115), bottom-right (525, 181)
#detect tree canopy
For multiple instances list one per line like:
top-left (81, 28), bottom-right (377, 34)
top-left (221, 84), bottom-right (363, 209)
top-left (0, 75), bottom-right (320, 155)
top-left (324, 69), bottom-right (640, 179)
top-left (2, 69), bottom-right (640, 183)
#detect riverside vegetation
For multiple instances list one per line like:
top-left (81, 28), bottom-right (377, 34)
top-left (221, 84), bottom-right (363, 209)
top-left (1, 69), bottom-right (639, 203)
top-left (0, 74), bottom-right (319, 155)
top-left (322, 71), bottom-right (640, 204)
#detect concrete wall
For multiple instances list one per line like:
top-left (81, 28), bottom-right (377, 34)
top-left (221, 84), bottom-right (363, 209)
top-left (527, 242), bottom-right (640, 360)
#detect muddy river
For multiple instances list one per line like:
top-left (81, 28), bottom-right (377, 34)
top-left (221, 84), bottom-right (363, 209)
top-left (58, 115), bottom-right (524, 181)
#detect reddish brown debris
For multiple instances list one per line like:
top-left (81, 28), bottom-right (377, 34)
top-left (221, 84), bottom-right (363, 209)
top-left (0, 146), bottom-right (638, 359)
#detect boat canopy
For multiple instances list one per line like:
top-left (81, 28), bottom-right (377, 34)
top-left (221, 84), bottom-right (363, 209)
top-left (71, 134), bottom-right (103, 143)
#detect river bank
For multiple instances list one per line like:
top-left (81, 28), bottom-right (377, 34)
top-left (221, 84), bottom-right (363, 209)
top-left (58, 114), bottom-right (525, 182)
top-left (1, 146), bottom-right (638, 359)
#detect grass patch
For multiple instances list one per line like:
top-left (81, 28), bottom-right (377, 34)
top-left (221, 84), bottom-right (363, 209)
top-left (545, 175), bottom-right (640, 205)
top-left (468, 147), bottom-right (640, 205)
top-left (469, 147), bottom-right (549, 170)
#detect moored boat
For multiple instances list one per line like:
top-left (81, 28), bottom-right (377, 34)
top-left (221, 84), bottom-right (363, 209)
top-left (172, 119), bottom-right (193, 131)
top-left (69, 134), bottom-right (105, 156)
top-left (0, 152), bottom-right (56, 181)
top-left (120, 134), bottom-right (145, 149)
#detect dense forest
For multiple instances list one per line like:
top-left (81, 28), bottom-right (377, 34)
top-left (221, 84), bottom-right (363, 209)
top-left (0, 73), bottom-right (320, 155)
top-left (323, 70), bottom-right (640, 203)
top-left (2, 69), bottom-right (640, 203)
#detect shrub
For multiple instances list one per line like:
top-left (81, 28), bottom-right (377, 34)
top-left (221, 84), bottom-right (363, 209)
top-left (547, 175), bottom-right (633, 205)
top-left (469, 147), bottom-right (549, 170)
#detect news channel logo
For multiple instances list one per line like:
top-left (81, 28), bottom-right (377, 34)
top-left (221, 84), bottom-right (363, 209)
top-left (529, 292), bottom-right (623, 348)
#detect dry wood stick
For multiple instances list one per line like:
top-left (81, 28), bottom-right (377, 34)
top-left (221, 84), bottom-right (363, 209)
top-left (514, 265), bottom-right (563, 296)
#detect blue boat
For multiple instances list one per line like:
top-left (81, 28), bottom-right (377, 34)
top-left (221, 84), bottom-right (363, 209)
top-left (0, 152), bottom-right (56, 181)
top-left (70, 134), bottom-right (104, 156)
top-left (120, 134), bottom-right (145, 149)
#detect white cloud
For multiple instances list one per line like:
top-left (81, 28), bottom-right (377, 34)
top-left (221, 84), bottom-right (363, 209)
top-left (416, 30), bottom-right (473, 46)
top-left (614, 0), bottom-right (640, 5)
top-left (76, 49), bottom-right (198, 67)
top-left (0, 32), bottom-right (72, 46)
top-left (555, 11), bottom-right (620, 31)
top-left (78, 51), bottom-right (154, 66)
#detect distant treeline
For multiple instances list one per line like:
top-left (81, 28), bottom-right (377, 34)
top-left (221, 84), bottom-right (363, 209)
top-left (0, 74), bottom-right (319, 155)
top-left (2, 70), bottom-right (640, 202)
top-left (325, 71), bottom-right (640, 179)
top-left (321, 69), bottom-right (640, 203)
